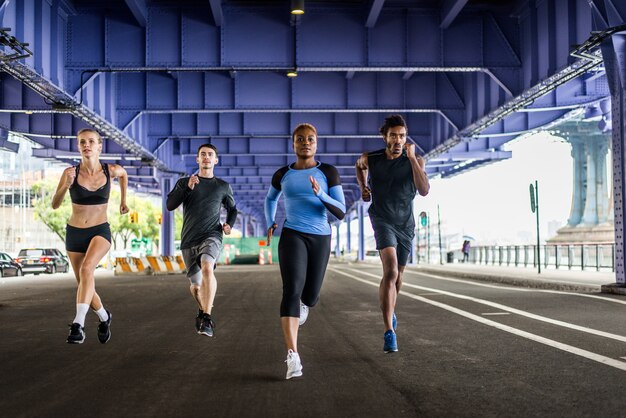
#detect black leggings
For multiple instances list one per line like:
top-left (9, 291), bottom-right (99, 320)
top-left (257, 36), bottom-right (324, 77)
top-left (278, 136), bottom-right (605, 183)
top-left (278, 227), bottom-right (331, 317)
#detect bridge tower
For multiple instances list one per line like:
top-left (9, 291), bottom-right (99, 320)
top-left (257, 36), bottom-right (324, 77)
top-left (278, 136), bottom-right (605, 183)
top-left (548, 121), bottom-right (613, 244)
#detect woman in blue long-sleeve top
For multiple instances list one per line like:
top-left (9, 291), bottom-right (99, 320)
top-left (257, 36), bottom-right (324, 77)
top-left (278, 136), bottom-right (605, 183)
top-left (265, 123), bottom-right (346, 380)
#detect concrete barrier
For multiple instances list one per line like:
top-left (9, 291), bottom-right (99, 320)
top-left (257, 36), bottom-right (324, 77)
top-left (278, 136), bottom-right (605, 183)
top-left (115, 256), bottom-right (186, 275)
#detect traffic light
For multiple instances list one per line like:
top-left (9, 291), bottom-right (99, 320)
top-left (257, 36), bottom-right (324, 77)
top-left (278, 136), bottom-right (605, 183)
top-left (156, 214), bottom-right (162, 225)
top-left (419, 211), bottom-right (428, 227)
top-left (129, 211), bottom-right (139, 223)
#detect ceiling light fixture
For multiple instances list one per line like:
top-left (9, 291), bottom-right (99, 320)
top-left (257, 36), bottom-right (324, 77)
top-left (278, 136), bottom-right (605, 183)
top-left (286, 69), bottom-right (298, 77)
top-left (291, 0), bottom-right (304, 15)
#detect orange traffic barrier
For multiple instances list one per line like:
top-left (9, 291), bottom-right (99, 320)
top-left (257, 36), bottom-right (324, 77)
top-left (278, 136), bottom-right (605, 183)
top-left (115, 256), bottom-right (186, 275)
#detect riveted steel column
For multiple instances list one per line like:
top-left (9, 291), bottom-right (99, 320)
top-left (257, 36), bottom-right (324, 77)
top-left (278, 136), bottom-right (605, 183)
top-left (601, 28), bottom-right (626, 285)
top-left (358, 203), bottom-right (365, 261)
top-left (335, 223), bottom-right (341, 258)
top-left (161, 176), bottom-right (175, 256)
top-left (241, 214), bottom-right (248, 238)
top-left (346, 213), bottom-right (352, 253)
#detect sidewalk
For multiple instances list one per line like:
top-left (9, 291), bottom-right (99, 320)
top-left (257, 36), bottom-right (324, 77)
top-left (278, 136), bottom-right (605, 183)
top-left (410, 262), bottom-right (626, 295)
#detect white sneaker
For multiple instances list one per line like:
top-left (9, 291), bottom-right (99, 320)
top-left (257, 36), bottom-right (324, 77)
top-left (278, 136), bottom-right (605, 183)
top-left (285, 349), bottom-right (303, 379)
top-left (299, 302), bottom-right (309, 326)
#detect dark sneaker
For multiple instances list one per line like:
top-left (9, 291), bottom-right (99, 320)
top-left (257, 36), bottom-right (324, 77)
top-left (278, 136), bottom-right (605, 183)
top-left (383, 330), bottom-right (398, 353)
top-left (392, 312), bottom-right (397, 331)
top-left (198, 314), bottom-right (215, 337)
top-left (97, 310), bottom-right (112, 344)
top-left (67, 323), bottom-right (85, 344)
top-left (195, 312), bottom-right (203, 332)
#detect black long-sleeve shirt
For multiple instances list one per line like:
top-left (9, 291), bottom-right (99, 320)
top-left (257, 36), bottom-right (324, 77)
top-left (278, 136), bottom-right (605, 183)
top-left (167, 176), bottom-right (237, 249)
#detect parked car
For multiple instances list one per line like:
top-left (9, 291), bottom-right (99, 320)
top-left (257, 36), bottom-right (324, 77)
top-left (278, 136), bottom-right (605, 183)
top-left (364, 250), bottom-right (380, 260)
top-left (0, 252), bottom-right (23, 277)
top-left (15, 248), bottom-right (70, 275)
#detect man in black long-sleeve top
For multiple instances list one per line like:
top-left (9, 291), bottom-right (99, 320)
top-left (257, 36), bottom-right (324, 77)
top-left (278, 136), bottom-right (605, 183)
top-left (167, 143), bottom-right (237, 337)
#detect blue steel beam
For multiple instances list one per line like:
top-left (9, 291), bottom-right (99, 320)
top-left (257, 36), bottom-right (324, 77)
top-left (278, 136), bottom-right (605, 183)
top-left (365, 0), bottom-right (385, 28)
top-left (124, 0), bottom-right (147, 28)
top-left (1, 1), bottom-right (600, 171)
top-left (62, 8), bottom-right (522, 72)
top-left (0, 0), bottom-right (615, 223)
top-left (209, 0), bottom-right (223, 27)
top-left (440, 0), bottom-right (469, 29)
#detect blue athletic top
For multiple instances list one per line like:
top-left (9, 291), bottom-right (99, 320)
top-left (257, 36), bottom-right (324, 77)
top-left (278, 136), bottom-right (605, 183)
top-left (265, 162), bottom-right (346, 235)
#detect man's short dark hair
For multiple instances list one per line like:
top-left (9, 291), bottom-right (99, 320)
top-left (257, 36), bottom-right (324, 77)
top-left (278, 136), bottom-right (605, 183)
top-left (379, 114), bottom-right (407, 137)
top-left (197, 143), bottom-right (218, 157)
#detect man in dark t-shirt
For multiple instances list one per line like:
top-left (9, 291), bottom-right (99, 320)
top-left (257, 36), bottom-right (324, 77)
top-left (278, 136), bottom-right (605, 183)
top-left (167, 144), bottom-right (237, 337)
top-left (355, 115), bottom-right (430, 353)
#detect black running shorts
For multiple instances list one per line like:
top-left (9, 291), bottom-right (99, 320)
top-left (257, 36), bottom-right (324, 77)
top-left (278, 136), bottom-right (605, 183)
top-left (370, 218), bottom-right (413, 266)
top-left (65, 222), bottom-right (112, 253)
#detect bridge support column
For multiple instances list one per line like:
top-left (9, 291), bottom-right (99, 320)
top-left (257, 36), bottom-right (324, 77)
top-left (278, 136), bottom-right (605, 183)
top-left (241, 214), bottom-right (248, 238)
top-left (409, 235), bottom-right (417, 265)
top-left (335, 224), bottom-right (341, 258)
top-left (252, 220), bottom-right (261, 237)
top-left (346, 213), bottom-right (352, 254)
top-left (358, 203), bottom-right (365, 261)
top-left (608, 57), bottom-right (626, 286)
top-left (566, 136), bottom-right (586, 226)
top-left (596, 8), bottom-right (626, 287)
top-left (581, 135), bottom-right (611, 225)
top-left (160, 176), bottom-right (175, 256)
top-left (549, 131), bottom-right (613, 244)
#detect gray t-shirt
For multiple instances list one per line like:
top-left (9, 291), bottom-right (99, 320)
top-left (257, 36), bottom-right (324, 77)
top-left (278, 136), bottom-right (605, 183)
top-left (166, 176), bottom-right (237, 249)
top-left (367, 149), bottom-right (417, 228)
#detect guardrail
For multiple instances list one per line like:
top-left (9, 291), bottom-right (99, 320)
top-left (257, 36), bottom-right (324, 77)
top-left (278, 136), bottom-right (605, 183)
top-left (460, 244), bottom-right (615, 272)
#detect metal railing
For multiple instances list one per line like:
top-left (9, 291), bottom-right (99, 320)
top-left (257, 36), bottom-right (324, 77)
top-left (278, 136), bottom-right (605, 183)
top-left (461, 244), bottom-right (615, 272)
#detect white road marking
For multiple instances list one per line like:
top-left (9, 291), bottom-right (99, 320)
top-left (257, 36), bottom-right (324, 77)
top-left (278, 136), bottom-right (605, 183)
top-left (339, 264), bottom-right (626, 305)
top-left (329, 267), bottom-right (626, 372)
top-left (482, 312), bottom-right (511, 316)
top-left (405, 269), bottom-right (626, 306)
top-left (337, 266), bottom-right (626, 343)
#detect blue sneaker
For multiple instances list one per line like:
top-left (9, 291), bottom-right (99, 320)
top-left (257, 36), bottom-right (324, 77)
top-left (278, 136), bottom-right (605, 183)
top-left (392, 312), bottom-right (397, 331)
top-left (383, 330), bottom-right (398, 353)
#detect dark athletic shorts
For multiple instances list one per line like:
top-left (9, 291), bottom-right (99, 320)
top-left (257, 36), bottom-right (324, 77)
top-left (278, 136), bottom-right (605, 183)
top-left (370, 218), bottom-right (414, 266)
top-left (66, 222), bottom-right (112, 253)
top-left (181, 236), bottom-right (222, 279)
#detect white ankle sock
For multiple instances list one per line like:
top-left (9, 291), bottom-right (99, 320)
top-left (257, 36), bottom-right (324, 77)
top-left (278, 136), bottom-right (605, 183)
top-left (73, 303), bottom-right (90, 327)
top-left (94, 307), bottom-right (109, 322)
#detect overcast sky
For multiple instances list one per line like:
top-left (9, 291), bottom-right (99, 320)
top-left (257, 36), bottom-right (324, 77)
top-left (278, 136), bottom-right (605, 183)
top-left (415, 131), bottom-right (582, 246)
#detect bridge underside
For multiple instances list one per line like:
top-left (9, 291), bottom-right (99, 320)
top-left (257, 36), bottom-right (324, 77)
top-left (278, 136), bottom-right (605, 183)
top-left (0, 1), bottom-right (621, 223)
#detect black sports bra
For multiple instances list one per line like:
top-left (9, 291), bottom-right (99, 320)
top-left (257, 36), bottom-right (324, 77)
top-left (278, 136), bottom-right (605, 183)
top-left (69, 163), bottom-right (111, 205)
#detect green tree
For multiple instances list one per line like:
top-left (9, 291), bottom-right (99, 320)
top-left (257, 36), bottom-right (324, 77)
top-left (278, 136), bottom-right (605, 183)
top-left (135, 197), bottom-right (160, 249)
top-left (174, 210), bottom-right (183, 241)
top-left (32, 180), bottom-right (164, 252)
top-left (108, 189), bottom-right (140, 250)
top-left (32, 179), bottom-right (71, 242)
top-left (108, 192), bottom-right (162, 251)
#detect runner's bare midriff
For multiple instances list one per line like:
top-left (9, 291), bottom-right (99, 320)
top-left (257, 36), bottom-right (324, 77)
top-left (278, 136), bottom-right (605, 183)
top-left (68, 203), bottom-right (108, 228)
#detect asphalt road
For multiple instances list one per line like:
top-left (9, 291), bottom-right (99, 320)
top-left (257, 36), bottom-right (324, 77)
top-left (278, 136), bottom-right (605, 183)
top-left (1, 262), bottom-right (626, 417)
